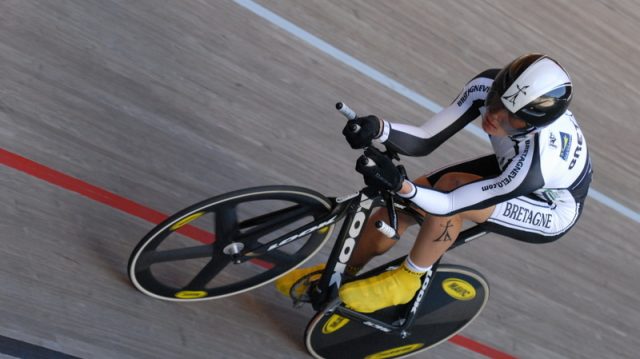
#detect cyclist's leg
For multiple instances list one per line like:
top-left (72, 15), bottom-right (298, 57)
top-left (408, 174), bottom-right (494, 267)
top-left (347, 155), bottom-right (500, 271)
top-left (339, 172), bottom-right (494, 312)
top-left (276, 177), bottom-right (431, 298)
top-left (274, 207), bottom-right (421, 297)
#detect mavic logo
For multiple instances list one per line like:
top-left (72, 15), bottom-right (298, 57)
top-left (503, 84), bottom-right (529, 106)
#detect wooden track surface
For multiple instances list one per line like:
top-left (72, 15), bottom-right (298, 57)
top-left (1, 1), bottom-right (639, 358)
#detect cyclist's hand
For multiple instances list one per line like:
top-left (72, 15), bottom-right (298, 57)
top-left (356, 148), bottom-right (404, 192)
top-left (342, 115), bottom-right (382, 149)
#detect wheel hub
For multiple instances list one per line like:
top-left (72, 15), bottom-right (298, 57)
top-left (223, 242), bottom-right (245, 256)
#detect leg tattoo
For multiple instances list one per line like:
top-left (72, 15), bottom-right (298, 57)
top-left (434, 220), bottom-right (454, 242)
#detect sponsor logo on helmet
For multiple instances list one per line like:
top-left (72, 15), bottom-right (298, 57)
top-left (559, 132), bottom-right (572, 160)
top-left (503, 84), bottom-right (530, 107)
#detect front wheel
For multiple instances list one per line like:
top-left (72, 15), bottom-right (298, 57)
top-left (128, 186), bottom-right (335, 301)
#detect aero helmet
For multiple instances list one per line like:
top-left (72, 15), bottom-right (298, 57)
top-left (485, 54), bottom-right (572, 130)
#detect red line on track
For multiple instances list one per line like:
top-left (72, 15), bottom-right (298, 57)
top-left (1, 147), bottom-right (516, 359)
top-left (449, 335), bottom-right (517, 359)
top-left (0, 148), bottom-right (213, 242)
top-left (1, 148), bottom-right (168, 224)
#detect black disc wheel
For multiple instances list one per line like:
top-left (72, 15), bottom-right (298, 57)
top-left (305, 264), bottom-right (490, 359)
top-left (128, 186), bottom-right (335, 301)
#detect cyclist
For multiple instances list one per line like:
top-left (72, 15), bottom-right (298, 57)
top-left (277, 53), bottom-right (592, 313)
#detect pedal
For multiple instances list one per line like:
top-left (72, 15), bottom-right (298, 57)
top-left (289, 270), bottom-right (324, 307)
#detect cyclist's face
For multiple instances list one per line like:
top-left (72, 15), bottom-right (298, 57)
top-left (482, 109), bottom-right (529, 137)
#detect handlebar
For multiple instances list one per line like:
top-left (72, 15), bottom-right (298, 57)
top-left (336, 102), bottom-right (357, 120)
top-left (336, 101), bottom-right (402, 240)
top-left (336, 101), bottom-right (400, 161)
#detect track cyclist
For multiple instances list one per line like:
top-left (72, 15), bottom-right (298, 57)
top-left (276, 53), bottom-right (592, 314)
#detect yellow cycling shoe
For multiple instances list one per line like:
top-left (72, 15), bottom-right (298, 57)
top-left (275, 263), bottom-right (325, 298)
top-left (338, 264), bottom-right (423, 313)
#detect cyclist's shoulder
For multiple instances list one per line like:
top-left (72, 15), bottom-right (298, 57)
top-left (535, 112), bottom-right (589, 165)
top-left (460, 69), bottom-right (499, 88)
top-left (455, 69), bottom-right (499, 106)
top-left (540, 111), bottom-right (586, 140)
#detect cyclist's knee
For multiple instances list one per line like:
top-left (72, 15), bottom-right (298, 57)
top-left (412, 175), bottom-right (432, 188)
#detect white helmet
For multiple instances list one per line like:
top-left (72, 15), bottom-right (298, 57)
top-left (485, 54), bottom-right (573, 129)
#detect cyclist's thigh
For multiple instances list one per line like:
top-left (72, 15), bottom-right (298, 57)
top-left (426, 155), bottom-right (500, 184)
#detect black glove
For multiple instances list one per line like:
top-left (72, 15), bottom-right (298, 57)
top-left (342, 115), bottom-right (381, 149)
top-left (355, 147), bottom-right (404, 192)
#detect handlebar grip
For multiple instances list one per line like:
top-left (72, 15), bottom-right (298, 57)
top-left (358, 155), bottom-right (376, 168)
top-left (336, 102), bottom-right (357, 120)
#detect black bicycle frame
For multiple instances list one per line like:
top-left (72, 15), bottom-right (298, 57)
top-left (325, 221), bottom-right (489, 337)
top-left (309, 190), bottom-right (383, 309)
top-left (307, 189), bottom-right (490, 336)
top-left (241, 185), bottom-right (490, 336)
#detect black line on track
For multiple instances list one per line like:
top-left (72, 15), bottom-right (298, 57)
top-left (0, 335), bottom-right (81, 359)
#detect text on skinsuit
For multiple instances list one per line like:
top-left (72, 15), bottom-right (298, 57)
top-left (329, 194), bottom-right (373, 287)
top-left (457, 84), bottom-right (491, 107)
top-left (569, 117), bottom-right (584, 170)
top-left (482, 141), bottom-right (530, 191)
top-left (502, 202), bottom-right (552, 228)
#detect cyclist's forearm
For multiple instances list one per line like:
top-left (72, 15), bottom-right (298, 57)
top-left (378, 99), bottom-right (481, 157)
top-left (379, 122), bottom-right (442, 156)
top-left (397, 142), bottom-right (544, 216)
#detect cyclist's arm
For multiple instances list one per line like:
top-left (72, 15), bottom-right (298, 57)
top-left (378, 69), bottom-right (498, 156)
top-left (399, 136), bottom-right (544, 216)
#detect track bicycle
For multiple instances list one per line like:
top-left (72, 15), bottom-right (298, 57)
top-left (127, 103), bottom-right (491, 359)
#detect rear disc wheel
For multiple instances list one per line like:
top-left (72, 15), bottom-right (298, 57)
top-left (128, 186), bottom-right (335, 301)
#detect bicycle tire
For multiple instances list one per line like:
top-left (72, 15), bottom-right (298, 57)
top-left (304, 264), bottom-right (490, 359)
top-left (128, 186), bottom-right (335, 301)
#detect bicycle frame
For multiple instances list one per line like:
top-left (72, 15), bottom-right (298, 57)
top-left (299, 188), bottom-right (491, 337)
top-left (310, 190), bottom-right (382, 308)
top-left (325, 223), bottom-right (490, 338)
